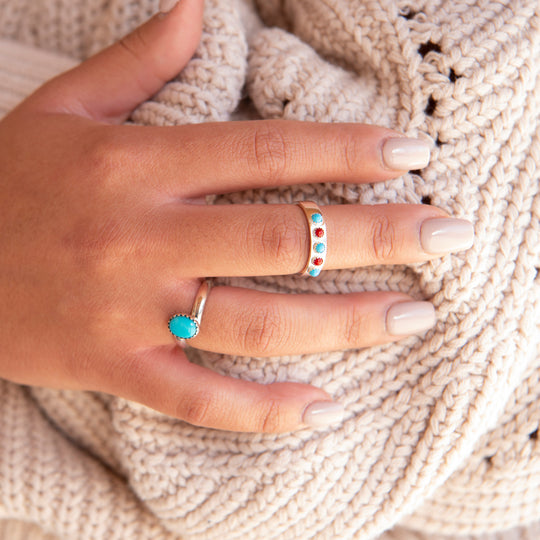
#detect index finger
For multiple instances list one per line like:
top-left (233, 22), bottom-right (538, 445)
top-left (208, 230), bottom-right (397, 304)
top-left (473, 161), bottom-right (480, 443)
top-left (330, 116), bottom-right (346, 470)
top-left (125, 120), bottom-right (431, 198)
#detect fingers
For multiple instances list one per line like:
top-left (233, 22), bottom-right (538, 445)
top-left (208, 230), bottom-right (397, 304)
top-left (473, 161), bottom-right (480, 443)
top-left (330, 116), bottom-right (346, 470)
top-left (112, 346), bottom-right (342, 432)
top-left (188, 287), bottom-right (436, 356)
top-left (323, 205), bottom-right (474, 268)
top-left (101, 285), bottom-right (436, 432)
top-left (28, 0), bottom-right (204, 122)
top-left (104, 121), bottom-right (430, 198)
top-left (154, 203), bottom-right (473, 277)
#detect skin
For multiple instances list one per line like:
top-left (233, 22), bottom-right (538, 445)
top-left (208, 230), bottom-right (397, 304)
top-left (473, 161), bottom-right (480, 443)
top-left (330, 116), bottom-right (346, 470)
top-left (0, 0), bottom-right (452, 432)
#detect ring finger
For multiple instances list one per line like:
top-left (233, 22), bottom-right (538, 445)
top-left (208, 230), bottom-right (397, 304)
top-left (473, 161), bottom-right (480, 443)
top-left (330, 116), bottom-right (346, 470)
top-left (184, 286), bottom-right (437, 356)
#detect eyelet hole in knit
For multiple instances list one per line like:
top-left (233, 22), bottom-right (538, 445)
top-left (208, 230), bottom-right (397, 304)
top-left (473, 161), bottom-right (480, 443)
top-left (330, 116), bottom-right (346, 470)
top-left (449, 68), bottom-right (461, 83)
top-left (418, 40), bottom-right (442, 57)
top-left (421, 195), bottom-right (432, 205)
top-left (400, 7), bottom-right (419, 20)
top-left (529, 428), bottom-right (538, 440)
top-left (425, 95), bottom-right (437, 116)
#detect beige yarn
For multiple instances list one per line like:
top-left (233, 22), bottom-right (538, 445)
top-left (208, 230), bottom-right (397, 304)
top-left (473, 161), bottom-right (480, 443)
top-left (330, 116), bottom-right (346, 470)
top-left (0, 1), bottom-right (539, 539)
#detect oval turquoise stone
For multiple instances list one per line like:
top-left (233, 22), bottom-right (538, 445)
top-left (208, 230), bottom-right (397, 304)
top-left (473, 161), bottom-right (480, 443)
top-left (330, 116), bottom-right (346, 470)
top-left (311, 213), bottom-right (323, 224)
top-left (169, 315), bottom-right (199, 339)
top-left (309, 268), bottom-right (321, 277)
top-left (315, 242), bottom-right (325, 253)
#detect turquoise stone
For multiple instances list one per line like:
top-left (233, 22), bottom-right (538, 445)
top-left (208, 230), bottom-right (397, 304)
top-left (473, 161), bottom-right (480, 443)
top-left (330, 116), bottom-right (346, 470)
top-left (309, 268), bottom-right (321, 277)
top-left (169, 315), bottom-right (199, 339)
top-left (311, 213), bottom-right (323, 224)
top-left (315, 242), bottom-right (325, 253)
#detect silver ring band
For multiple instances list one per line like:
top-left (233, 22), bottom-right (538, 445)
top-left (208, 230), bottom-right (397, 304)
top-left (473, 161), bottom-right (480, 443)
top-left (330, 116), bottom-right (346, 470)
top-left (168, 279), bottom-right (212, 347)
top-left (297, 201), bottom-right (327, 277)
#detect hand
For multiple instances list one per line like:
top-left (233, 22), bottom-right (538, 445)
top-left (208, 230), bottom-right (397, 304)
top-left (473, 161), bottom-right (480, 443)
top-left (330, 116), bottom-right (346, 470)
top-left (0, 0), bottom-right (473, 432)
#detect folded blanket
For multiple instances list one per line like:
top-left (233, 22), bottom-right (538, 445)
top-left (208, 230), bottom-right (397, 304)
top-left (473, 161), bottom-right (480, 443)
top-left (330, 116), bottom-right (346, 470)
top-left (0, 1), bottom-right (539, 539)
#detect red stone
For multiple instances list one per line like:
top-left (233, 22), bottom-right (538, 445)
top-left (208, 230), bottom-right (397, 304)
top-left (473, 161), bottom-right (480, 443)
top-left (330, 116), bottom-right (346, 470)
top-left (313, 257), bottom-right (323, 266)
top-left (315, 228), bottom-right (324, 238)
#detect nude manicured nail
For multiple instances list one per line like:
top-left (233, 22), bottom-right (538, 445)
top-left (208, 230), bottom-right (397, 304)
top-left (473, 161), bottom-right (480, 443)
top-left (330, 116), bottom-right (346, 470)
top-left (386, 301), bottom-right (436, 336)
top-left (420, 218), bottom-right (474, 254)
top-left (382, 138), bottom-right (431, 170)
top-left (303, 401), bottom-right (344, 428)
top-left (159, 0), bottom-right (179, 13)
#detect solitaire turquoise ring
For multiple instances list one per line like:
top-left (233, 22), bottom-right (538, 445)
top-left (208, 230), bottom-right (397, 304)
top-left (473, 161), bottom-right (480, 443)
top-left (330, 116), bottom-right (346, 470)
top-left (297, 201), bottom-right (327, 277)
top-left (169, 279), bottom-right (212, 346)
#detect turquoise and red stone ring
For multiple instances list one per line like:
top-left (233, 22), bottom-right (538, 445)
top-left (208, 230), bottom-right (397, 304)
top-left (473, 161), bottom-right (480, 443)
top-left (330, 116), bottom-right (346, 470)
top-left (168, 279), bottom-right (212, 344)
top-left (297, 201), bottom-right (327, 277)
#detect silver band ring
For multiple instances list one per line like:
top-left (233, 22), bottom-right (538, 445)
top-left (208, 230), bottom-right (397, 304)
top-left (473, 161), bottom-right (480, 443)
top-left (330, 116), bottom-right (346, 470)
top-left (297, 200), bottom-right (327, 277)
top-left (168, 279), bottom-right (212, 347)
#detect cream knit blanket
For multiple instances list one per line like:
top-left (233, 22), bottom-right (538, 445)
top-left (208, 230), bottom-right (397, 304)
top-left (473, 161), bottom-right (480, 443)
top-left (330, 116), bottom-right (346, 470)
top-left (0, 1), bottom-right (539, 539)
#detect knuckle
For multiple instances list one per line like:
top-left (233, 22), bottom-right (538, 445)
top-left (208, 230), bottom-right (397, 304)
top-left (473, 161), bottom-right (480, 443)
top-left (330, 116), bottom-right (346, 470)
top-left (177, 391), bottom-right (213, 427)
top-left (255, 212), bottom-right (304, 269)
top-left (342, 304), bottom-right (369, 347)
top-left (83, 129), bottom-right (129, 187)
top-left (342, 134), bottom-right (363, 176)
top-left (371, 215), bottom-right (396, 261)
top-left (63, 215), bottom-right (127, 275)
top-left (118, 27), bottom-right (148, 65)
top-left (250, 121), bottom-right (289, 182)
top-left (259, 400), bottom-right (283, 433)
top-left (241, 304), bottom-right (284, 355)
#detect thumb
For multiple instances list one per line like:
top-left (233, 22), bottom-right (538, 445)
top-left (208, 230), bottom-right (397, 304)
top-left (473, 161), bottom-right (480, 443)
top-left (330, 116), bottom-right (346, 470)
top-left (30, 0), bottom-right (204, 123)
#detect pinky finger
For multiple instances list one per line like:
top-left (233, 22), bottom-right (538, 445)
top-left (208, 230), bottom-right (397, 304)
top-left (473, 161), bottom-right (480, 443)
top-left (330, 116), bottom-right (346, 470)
top-left (116, 346), bottom-right (344, 433)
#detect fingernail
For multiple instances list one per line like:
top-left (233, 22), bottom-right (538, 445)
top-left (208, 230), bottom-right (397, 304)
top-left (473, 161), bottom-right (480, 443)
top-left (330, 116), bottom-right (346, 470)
top-left (420, 218), bottom-right (474, 254)
top-left (382, 138), bottom-right (431, 170)
top-left (386, 301), bottom-right (436, 336)
top-left (303, 401), bottom-right (344, 428)
top-left (159, 0), bottom-right (179, 13)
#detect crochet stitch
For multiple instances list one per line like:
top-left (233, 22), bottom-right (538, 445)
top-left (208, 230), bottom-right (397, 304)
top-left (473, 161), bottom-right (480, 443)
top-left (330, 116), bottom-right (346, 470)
top-left (0, 0), bottom-right (539, 539)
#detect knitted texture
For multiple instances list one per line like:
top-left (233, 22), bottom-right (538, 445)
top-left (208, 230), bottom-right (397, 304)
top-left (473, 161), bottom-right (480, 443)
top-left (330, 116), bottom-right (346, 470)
top-left (0, 39), bottom-right (76, 117)
top-left (5, 512), bottom-right (540, 540)
top-left (0, 1), bottom-right (539, 539)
